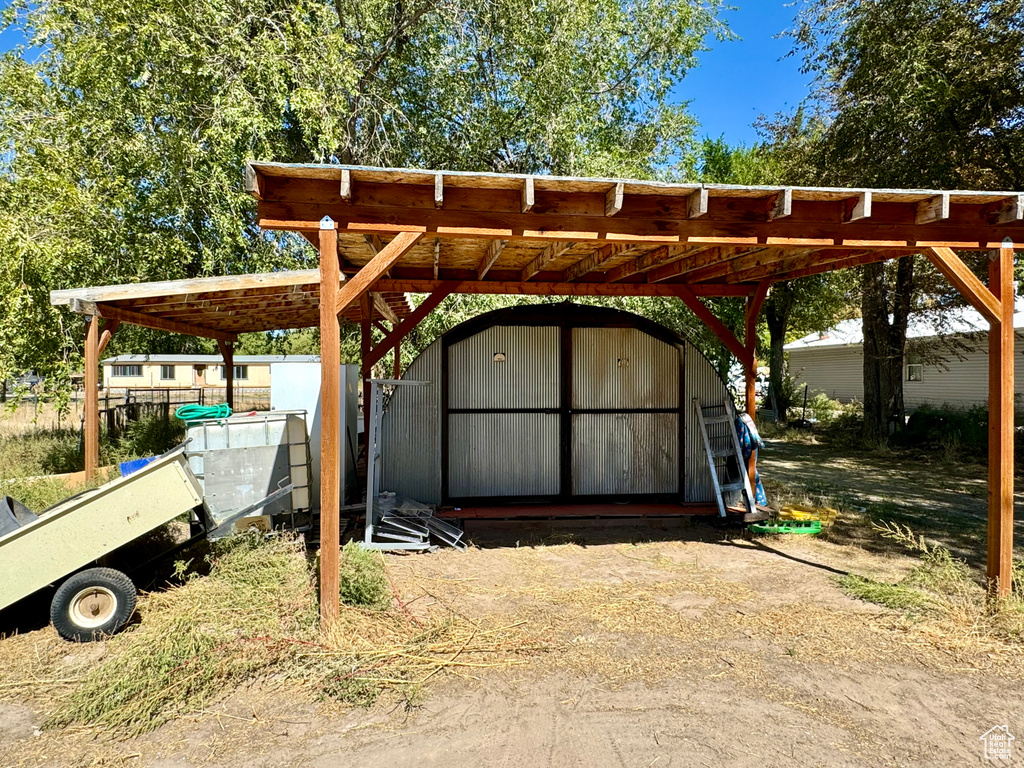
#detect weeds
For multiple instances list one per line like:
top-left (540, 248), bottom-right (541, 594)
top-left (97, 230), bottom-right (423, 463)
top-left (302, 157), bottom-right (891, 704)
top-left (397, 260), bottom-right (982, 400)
top-left (337, 541), bottom-right (391, 609)
top-left (41, 534), bottom-right (538, 736)
top-left (837, 521), bottom-right (1024, 641)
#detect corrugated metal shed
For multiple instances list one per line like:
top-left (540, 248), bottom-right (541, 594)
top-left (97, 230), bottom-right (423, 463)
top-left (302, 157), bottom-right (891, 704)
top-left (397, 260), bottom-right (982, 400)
top-left (381, 303), bottom-right (733, 506)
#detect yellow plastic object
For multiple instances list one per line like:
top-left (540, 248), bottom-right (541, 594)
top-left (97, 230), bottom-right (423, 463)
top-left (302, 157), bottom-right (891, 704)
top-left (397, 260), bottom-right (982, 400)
top-left (779, 504), bottom-right (838, 527)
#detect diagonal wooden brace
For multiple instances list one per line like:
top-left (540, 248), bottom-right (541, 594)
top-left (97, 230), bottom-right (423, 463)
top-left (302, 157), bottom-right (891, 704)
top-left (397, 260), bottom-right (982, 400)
top-left (335, 231), bottom-right (423, 316)
top-left (673, 283), bottom-right (750, 369)
top-left (926, 247), bottom-right (1002, 324)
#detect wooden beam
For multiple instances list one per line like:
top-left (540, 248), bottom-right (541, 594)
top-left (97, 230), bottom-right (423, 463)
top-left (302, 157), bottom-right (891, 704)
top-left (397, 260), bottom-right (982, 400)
top-left (84, 317), bottom-right (100, 482)
top-left (521, 241), bottom-right (574, 282)
top-left (988, 240), bottom-right (1015, 597)
top-left (257, 199), bottom-right (1024, 251)
top-left (51, 269), bottom-right (322, 308)
top-left (766, 251), bottom-right (889, 283)
top-left (989, 194), bottom-right (1024, 225)
top-left (335, 231), bottom-right (423, 316)
top-left (561, 243), bottom-right (631, 282)
top-left (366, 282), bottom-right (460, 368)
top-left (768, 188), bottom-right (792, 220)
top-left (675, 247), bottom-right (773, 284)
top-left (364, 234), bottom-right (384, 255)
top-left (372, 278), bottom-right (756, 298)
top-left (916, 193), bottom-right (950, 225)
top-left (743, 281), bottom-right (769, 483)
top-left (925, 246), bottom-right (1002, 324)
top-left (360, 293), bottom-right (373, 440)
top-left (97, 319), bottom-right (119, 356)
top-left (672, 284), bottom-right (749, 364)
top-left (521, 177), bottom-right (534, 213)
top-left (605, 182), bottom-right (624, 216)
top-left (244, 164), bottom-right (262, 199)
top-left (477, 239), bottom-right (507, 281)
top-left (318, 218), bottom-right (341, 625)
top-left (371, 293), bottom-right (400, 324)
top-left (339, 169), bottom-right (352, 202)
top-left (844, 191), bottom-right (872, 222)
top-left (434, 173), bottom-right (444, 208)
top-left (217, 339), bottom-right (235, 410)
top-left (68, 299), bottom-right (237, 342)
top-left (687, 188), bottom-right (708, 218)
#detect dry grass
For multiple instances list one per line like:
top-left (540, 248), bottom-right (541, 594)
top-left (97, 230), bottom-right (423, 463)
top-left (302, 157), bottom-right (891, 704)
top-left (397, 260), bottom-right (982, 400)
top-left (0, 534), bottom-right (543, 738)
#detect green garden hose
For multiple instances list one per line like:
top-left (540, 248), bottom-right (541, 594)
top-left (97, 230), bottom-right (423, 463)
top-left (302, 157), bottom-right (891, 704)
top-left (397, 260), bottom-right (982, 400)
top-left (174, 403), bottom-right (233, 421)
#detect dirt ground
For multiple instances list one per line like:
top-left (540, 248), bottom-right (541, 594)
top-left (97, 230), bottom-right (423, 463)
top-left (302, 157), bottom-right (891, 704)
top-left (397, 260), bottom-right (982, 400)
top-left (1, 440), bottom-right (1022, 767)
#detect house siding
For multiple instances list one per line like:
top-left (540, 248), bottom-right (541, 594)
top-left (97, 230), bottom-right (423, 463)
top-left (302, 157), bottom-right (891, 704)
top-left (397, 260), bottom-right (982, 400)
top-left (103, 363), bottom-right (272, 389)
top-left (789, 333), bottom-right (1024, 409)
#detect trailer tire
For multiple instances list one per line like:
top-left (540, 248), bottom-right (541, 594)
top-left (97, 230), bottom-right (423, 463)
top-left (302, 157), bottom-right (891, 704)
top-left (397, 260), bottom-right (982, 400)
top-left (50, 568), bottom-right (136, 642)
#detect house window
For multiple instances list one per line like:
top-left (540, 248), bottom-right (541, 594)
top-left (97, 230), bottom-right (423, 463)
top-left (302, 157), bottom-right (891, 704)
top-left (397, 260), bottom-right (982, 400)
top-left (221, 365), bottom-right (248, 380)
top-left (112, 364), bottom-right (141, 377)
top-left (159, 365), bottom-right (175, 380)
top-left (906, 353), bottom-right (923, 382)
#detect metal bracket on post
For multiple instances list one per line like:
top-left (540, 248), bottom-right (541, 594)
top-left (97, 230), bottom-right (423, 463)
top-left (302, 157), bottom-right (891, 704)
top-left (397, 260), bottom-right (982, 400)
top-left (362, 378), bottom-right (432, 551)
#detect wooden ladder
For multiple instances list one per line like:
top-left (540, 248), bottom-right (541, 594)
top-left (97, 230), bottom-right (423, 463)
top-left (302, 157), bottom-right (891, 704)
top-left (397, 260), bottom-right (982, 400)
top-left (693, 398), bottom-right (756, 518)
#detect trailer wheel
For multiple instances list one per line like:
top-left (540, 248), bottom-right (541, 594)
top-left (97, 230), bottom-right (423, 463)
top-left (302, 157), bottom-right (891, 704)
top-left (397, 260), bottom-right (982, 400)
top-left (50, 568), bottom-right (137, 642)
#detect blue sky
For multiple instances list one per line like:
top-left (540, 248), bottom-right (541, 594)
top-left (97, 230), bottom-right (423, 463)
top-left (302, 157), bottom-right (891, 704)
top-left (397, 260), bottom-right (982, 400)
top-left (0, 1), bottom-right (810, 149)
top-left (680, 1), bottom-right (811, 146)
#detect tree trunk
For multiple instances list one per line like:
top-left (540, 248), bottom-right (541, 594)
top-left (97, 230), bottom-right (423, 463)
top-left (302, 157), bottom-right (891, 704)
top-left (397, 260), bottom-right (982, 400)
top-left (764, 282), bottom-right (796, 424)
top-left (861, 257), bottom-right (913, 443)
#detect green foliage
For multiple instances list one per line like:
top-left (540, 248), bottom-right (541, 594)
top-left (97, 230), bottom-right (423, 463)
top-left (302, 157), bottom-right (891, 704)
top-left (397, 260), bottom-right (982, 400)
top-left (0, 0), bottom-right (730, 396)
top-left (836, 574), bottom-right (941, 614)
top-left (337, 541), bottom-right (392, 610)
top-left (792, 0), bottom-right (1024, 190)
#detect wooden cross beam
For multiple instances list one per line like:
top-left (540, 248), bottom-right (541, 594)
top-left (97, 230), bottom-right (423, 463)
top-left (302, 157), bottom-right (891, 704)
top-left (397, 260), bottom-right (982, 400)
top-left (335, 232), bottom-right (423, 316)
top-left (365, 282), bottom-right (461, 369)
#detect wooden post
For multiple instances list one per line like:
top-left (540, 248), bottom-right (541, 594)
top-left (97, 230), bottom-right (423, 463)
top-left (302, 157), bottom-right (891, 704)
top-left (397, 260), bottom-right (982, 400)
top-left (84, 317), bottom-right (100, 481)
top-left (743, 281), bottom-right (769, 484)
top-left (218, 340), bottom-right (235, 410)
top-left (360, 295), bottom-right (373, 440)
top-left (318, 217), bottom-right (341, 624)
top-left (393, 339), bottom-right (402, 379)
top-left (988, 241), bottom-right (1015, 597)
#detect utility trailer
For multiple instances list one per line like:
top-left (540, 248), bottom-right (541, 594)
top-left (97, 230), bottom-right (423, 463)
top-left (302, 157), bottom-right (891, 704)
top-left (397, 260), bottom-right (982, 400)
top-left (0, 446), bottom-right (288, 642)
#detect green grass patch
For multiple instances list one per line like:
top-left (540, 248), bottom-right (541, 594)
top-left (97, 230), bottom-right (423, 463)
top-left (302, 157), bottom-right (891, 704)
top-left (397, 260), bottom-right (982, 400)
top-left (836, 574), bottom-right (942, 614)
top-left (338, 541), bottom-right (392, 610)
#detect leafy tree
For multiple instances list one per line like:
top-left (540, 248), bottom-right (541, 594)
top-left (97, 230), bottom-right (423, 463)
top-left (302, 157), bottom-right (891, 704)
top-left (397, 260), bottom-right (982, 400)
top-left (789, 0), bottom-right (1024, 439)
top-left (695, 136), bottom-right (853, 419)
top-left (0, 0), bottom-right (728, 399)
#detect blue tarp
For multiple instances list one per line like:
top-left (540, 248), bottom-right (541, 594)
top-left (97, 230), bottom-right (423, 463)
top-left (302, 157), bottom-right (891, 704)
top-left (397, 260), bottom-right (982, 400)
top-left (736, 413), bottom-right (767, 506)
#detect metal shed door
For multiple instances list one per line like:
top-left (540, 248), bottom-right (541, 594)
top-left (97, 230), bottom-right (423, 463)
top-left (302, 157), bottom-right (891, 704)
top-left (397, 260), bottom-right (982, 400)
top-left (570, 327), bottom-right (680, 495)
top-left (445, 325), bottom-right (561, 499)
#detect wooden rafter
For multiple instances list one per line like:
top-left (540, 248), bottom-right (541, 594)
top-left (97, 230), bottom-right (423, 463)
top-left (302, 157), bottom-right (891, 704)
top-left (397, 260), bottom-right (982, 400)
top-left (477, 239), bottom-right (508, 280)
top-left (68, 299), bottom-right (237, 342)
top-left (365, 282), bottom-right (460, 368)
top-left (335, 231), bottom-right (423, 316)
top-left (560, 243), bottom-right (632, 282)
top-left (372, 279), bottom-right (755, 298)
top-left (521, 241), bottom-right (575, 282)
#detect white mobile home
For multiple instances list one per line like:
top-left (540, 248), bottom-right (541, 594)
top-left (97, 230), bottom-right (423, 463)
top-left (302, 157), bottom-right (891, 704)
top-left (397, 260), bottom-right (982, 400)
top-left (102, 354), bottom-right (319, 391)
top-left (786, 301), bottom-right (1024, 409)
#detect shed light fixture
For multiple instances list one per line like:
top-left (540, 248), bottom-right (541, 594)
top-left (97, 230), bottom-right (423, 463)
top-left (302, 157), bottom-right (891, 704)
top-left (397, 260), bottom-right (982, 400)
top-left (493, 352), bottom-right (506, 362)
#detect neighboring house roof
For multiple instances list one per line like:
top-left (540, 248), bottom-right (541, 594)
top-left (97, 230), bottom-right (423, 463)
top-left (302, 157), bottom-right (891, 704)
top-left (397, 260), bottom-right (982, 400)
top-left (785, 298), bottom-right (1024, 350)
top-left (102, 354), bottom-right (320, 364)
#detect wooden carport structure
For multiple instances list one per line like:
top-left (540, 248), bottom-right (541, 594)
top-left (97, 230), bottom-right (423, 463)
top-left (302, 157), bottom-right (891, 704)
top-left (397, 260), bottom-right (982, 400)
top-left (52, 163), bottom-right (1023, 621)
